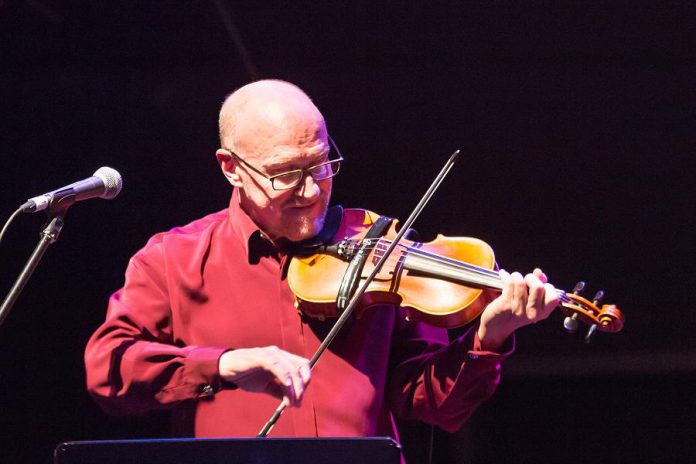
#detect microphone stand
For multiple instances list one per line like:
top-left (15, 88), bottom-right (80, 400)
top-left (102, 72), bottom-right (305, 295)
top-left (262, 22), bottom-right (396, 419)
top-left (0, 211), bottom-right (65, 329)
top-left (257, 149), bottom-right (461, 437)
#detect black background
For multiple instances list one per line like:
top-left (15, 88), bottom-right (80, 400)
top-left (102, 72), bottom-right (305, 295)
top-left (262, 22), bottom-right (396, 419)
top-left (1, 1), bottom-right (695, 463)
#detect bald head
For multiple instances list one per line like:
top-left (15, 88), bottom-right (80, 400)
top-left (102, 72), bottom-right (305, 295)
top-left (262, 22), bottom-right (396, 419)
top-left (215, 80), bottom-right (333, 242)
top-left (218, 80), bottom-right (327, 158)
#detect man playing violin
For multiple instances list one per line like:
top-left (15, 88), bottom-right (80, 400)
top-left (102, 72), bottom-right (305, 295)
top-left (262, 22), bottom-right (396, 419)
top-left (85, 79), bottom-right (559, 440)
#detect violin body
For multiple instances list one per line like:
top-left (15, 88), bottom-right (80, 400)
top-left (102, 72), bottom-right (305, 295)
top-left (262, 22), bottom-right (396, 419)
top-left (289, 209), bottom-right (497, 328)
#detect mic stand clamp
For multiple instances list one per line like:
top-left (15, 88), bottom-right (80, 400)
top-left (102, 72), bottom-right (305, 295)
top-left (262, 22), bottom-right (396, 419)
top-left (0, 211), bottom-right (66, 329)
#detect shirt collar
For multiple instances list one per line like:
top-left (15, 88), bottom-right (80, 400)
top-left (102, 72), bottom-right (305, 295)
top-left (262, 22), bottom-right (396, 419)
top-left (226, 189), bottom-right (344, 262)
top-left (227, 188), bottom-right (279, 263)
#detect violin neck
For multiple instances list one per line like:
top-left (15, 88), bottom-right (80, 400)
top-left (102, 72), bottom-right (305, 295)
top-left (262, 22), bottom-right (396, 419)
top-left (399, 247), bottom-right (571, 303)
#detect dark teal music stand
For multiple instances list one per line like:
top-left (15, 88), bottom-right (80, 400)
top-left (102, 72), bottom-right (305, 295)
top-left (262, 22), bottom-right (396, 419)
top-left (54, 437), bottom-right (402, 464)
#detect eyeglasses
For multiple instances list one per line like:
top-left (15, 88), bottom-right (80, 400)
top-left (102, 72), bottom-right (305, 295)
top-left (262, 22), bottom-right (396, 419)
top-left (227, 139), bottom-right (344, 191)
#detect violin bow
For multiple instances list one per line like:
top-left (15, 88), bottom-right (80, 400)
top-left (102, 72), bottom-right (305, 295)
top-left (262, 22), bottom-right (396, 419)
top-left (257, 150), bottom-right (462, 437)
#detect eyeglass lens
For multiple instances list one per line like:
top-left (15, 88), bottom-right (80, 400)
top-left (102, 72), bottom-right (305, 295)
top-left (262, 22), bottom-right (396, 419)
top-left (272, 160), bottom-right (341, 190)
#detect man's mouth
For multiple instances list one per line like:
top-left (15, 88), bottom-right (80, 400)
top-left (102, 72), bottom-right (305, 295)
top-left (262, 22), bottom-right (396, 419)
top-left (288, 202), bottom-right (318, 210)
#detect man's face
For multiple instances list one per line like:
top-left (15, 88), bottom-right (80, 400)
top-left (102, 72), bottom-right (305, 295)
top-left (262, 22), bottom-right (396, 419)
top-left (219, 111), bottom-right (333, 243)
top-left (235, 139), bottom-right (333, 243)
top-left (217, 82), bottom-right (335, 243)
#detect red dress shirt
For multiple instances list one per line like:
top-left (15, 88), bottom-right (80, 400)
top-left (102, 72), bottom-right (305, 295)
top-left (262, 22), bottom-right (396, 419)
top-left (84, 191), bottom-right (512, 438)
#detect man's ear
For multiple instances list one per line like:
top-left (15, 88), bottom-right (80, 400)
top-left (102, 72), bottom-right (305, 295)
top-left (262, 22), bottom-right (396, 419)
top-left (216, 149), bottom-right (243, 188)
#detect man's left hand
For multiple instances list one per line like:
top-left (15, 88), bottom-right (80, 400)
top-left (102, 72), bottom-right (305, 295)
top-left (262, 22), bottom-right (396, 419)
top-left (477, 268), bottom-right (560, 351)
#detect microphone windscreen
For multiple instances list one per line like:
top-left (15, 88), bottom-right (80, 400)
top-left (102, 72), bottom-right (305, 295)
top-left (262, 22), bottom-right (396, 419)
top-left (94, 167), bottom-right (123, 200)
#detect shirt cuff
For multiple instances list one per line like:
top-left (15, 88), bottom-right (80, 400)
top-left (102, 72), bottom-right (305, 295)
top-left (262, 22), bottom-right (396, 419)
top-left (183, 346), bottom-right (232, 397)
top-left (467, 325), bottom-right (515, 361)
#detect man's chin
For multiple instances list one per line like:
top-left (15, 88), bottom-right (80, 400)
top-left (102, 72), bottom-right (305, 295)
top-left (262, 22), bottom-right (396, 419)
top-left (287, 222), bottom-right (323, 242)
top-left (282, 211), bottom-right (326, 242)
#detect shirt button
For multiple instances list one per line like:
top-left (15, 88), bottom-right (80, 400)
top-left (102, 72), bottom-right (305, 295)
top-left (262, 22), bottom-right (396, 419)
top-left (199, 384), bottom-right (215, 397)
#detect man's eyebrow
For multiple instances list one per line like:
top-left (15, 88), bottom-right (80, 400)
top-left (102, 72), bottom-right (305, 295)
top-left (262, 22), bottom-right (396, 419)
top-left (264, 151), bottom-right (330, 171)
top-left (263, 159), bottom-right (302, 172)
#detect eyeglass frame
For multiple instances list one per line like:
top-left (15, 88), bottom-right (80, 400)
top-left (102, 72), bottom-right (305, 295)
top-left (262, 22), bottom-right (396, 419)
top-left (223, 136), bottom-right (344, 191)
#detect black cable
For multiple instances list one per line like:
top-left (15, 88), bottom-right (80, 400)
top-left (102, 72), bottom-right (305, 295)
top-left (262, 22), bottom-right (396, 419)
top-left (0, 206), bottom-right (23, 248)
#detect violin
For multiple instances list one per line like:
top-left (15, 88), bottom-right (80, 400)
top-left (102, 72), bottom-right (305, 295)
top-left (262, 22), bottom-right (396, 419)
top-left (260, 154), bottom-right (625, 438)
top-left (259, 153), bottom-right (625, 439)
top-left (288, 209), bottom-right (625, 340)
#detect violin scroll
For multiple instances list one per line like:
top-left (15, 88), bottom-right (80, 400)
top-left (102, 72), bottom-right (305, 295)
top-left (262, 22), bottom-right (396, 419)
top-left (560, 281), bottom-right (625, 343)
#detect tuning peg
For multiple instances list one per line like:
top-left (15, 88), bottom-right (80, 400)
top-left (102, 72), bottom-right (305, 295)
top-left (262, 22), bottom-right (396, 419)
top-left (581, 291), bottom-right (606, 343)
top-left (563, 314), bottom-right (579, 333)
top-left (563, 282), bottom-right (586, 333)
top-left (572, 281), bottom-right (586, 294)
top-left (584, 324), bottom-right (598, 343)
top-left (592, 290), bottom-right (604, 306)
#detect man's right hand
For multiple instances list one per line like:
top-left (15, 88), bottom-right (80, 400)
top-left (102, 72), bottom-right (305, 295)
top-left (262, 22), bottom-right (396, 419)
top-left (218, 346), bottom-right (311, 407)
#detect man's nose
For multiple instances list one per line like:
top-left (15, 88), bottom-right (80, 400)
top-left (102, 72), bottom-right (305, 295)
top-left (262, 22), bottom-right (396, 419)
top-left (294, 173), bottom-right (321, 199)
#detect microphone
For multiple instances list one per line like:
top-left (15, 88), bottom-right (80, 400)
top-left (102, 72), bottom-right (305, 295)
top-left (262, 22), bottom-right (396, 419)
top-left (20, 167), bottom-right (123, 213)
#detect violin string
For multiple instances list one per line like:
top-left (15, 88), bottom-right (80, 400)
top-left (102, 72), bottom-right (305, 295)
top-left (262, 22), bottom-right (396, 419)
top-left (372, 248), bottom-right (572, 303)
top-left (371, 240), bottom-right (502, 287)
top-left (370, 239), bottom-right (498, 276)
top-left (362, 238), bottom-right (570, 302)
top-left (371, 239), bottom-right (570, 301)
top-left (368, 241), bottom-right (506, 289)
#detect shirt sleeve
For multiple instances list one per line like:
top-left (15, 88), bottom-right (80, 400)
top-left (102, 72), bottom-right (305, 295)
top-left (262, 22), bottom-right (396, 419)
top-left (386, 308), bottom-right (514, 433)
top-left (84, 242), bottom-right (228, 416)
